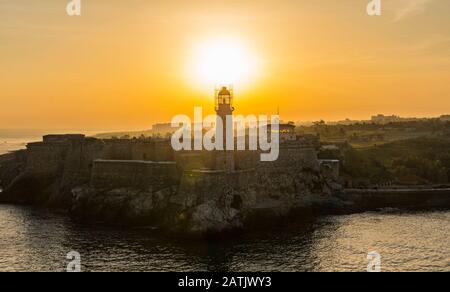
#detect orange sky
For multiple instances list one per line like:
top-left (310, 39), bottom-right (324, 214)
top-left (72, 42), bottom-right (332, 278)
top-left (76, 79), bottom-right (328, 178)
top-left (1, 0), bottom-right (450, 131)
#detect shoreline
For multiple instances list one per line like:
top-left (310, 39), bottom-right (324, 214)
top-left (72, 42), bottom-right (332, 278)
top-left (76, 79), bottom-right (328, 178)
top-left (0, 194), bottom-right (449, 241)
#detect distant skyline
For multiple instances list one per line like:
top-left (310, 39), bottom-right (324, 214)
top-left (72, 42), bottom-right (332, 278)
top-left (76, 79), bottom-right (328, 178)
top-left (1, 0), bottom-right (450, 130)
top-left (1, 112), bottom-right (449, 134)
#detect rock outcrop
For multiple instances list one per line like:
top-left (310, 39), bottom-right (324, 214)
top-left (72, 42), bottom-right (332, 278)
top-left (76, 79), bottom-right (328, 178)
top-left (68, 163), bottom-right (341, 235)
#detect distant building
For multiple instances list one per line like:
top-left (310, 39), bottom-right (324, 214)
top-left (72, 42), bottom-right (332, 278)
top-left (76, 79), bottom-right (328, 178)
top-left (332, 118), bottom-right (364, 126)
top-left (43, 134), bottom-right (85, 143)
top-left (276, 122), bottom-right (297, 143)
top-left (151, 123), bottom-right (175, 136)
top-left (371, 114), bottom-right (402, 124)
top-left (370, 114), bottom-right (423, 124)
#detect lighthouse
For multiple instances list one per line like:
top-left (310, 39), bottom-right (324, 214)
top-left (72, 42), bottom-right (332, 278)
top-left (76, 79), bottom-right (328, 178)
top-left (214, 86), bottom-right (235, 171)
top-left (215, 86), bottom-right (234, 115)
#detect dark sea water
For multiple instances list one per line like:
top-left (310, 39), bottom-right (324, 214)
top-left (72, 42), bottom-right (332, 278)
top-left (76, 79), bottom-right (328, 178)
top-left (0, 204), bottom-right (448, 272)
top-left (0, 138), bottom-right (30, 155)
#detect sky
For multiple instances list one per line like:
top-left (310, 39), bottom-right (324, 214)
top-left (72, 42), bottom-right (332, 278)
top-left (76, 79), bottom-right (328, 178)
top-left (1, 0), bottom-right (450, 131)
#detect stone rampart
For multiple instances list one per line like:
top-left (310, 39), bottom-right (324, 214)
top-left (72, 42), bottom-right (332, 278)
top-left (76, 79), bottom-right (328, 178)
top-left (91, 159), bottom-right (179, 190)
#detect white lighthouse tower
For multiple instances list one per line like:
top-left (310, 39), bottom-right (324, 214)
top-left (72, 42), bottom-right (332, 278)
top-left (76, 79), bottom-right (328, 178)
top-left (214, 85), bottom-right (235, 171)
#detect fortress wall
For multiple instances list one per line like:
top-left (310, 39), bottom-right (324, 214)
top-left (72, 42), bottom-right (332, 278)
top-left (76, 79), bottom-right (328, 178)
top-left (173, 149), bottom-right (253, 172)
top-left (130, 140), bottom-right (174, 162)
top-left (175, 170), bottom-right (231, 207)
top-left (100, 141), bottom-right (133, 160)
top-left (175, 152), bottom-right (208, 171)
top-left (279, 147), bottom-right (318, 168)
top-left (257, 146), bottom-right (319, 171)
top-left (152, 141), bottom-right (175, 162)
top-left (98, 140), bottom-right (174, 162)
top-left (61, 139), bottom-right (105, 187)
top-left (174, 169), bottom-right (257, 208)
top-left (24, 137), bottom-right (176, 183)
top-left (131, 142), bottom-right (155, 161)
top-left (91, 159), bottom-right (179, 190)
top-left (43, 134), bottom-right (85, 143)
top-left (234, 150), bottom-right (259, 170)
top-left (26, 142), bottom-right (69, 176)
top-left (213, 151), bottom-right (235, 171)
top-left (175, 150), bottom-right (250, 172)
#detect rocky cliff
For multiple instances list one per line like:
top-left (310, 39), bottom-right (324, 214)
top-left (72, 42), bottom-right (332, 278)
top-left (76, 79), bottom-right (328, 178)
top-left (69, 166), bottom-right (341, 235)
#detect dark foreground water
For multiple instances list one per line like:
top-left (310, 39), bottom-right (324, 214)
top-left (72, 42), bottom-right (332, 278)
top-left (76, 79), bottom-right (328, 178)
top-left (0, 205), bottom-right (448, 272)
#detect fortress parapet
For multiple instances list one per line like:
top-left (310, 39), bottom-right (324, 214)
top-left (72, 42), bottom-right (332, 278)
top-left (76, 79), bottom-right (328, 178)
top-left (91, 159), bottom-right (179, 190)
top-left (43, 134), bottom-right (85, 143)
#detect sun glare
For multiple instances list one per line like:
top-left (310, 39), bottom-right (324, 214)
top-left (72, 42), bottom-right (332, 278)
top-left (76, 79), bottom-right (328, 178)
top-left (193, 37), bottom-right (256, 87)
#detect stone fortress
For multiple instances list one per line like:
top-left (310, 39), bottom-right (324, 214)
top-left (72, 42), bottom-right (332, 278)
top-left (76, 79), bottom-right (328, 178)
top-left (0, 87), bottom-right (342, 234)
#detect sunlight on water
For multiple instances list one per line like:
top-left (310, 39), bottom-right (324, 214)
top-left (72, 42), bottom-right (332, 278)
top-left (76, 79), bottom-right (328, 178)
top-left (0, 205), bottom-right (448, 272)
top-left (0, 139), bottom-right (30, 155)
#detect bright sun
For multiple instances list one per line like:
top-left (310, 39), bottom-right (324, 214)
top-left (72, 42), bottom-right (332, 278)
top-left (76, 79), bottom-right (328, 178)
top-left (193, 37), bottom-right (256, 86)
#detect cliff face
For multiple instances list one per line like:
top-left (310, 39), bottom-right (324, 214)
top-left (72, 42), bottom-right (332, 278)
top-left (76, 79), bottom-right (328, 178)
top-left (0, 138), bottom-right (102, 207)
top-left (69, 165), bottom-right (339, 235)
top-left (0, 151), bottom-right (28, 201)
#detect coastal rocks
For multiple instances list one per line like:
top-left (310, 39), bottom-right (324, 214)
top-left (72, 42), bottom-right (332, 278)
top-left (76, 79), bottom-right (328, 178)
top-left (70, 183), bottom-right (244, 234)
top-left (189, 201), bottom-right (242, 233)
top-left (165, 167), bottom-right (335, 234)
top-left (0, 170), bottom-right (57, 205)
top-left (0, 168), bottom-right (75, 209)
top-left (70, 186), bottom-right (177, 225)
top-left (168, 171), bottom-right (243, 234)
top-left (0, 152), bottom-right (25, 197)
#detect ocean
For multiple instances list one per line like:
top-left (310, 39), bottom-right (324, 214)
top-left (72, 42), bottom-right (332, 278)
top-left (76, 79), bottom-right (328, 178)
top-left (0, 139), bottom-right (30, 156)
top-left (0, 205), bottom-right (448, 272)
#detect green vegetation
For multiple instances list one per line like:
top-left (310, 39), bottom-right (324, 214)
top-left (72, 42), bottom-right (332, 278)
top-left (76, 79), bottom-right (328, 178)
top-left (310, 119), bottom-right (450, 186)
top-left (298, 119), bottom-right (450, 148)
top-left (340, 137), bottom-right (450, 185)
